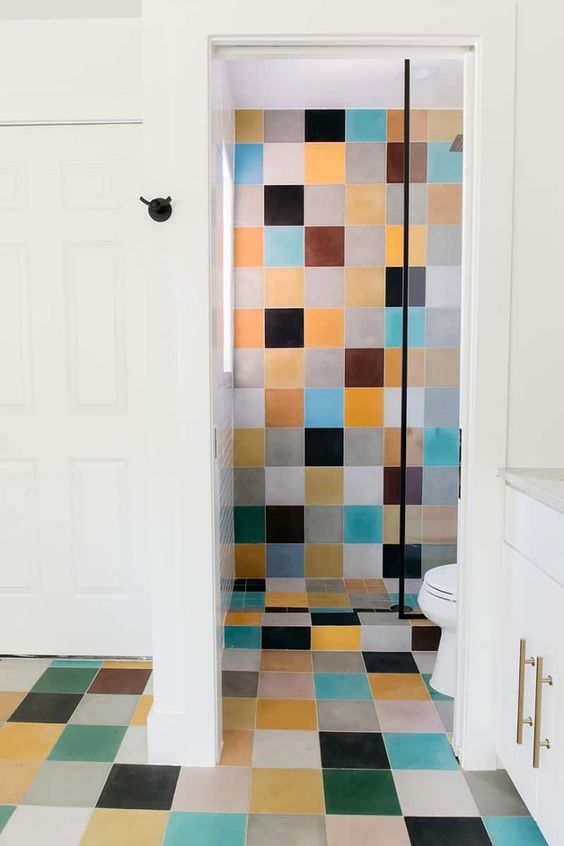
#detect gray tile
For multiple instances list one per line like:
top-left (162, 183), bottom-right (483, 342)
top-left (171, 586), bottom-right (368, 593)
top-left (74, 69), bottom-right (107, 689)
top-left (426, 307), bottom-right (461, 348)
top-left (234, 467), bottom-right (265, 506)
top-left (409, 267), bottom-right (426, 306)
top-left (234, 268), bottom-right (263, 307)
top-left (115, 725), bottom-right (148, 764)
top-left (423, 467), bottom-right (459, 505)
top-left (426, 267), bottom-right (461, 307)
top-left (358, 612), bottom-right (403, 625)
top-left (435, 699), bottom-right (455, 732)
top-left (345, 307), bottom-right (385, 348)
top-left (222, 649), bottom-right (261, 672)
top-left (305, 506), bottom-right (343, 543)
top-left (345, 428), bottom-right (383, 465)
top-left (222, 670), bottom-right (259, 698)
top-left (305, 268), bottom-right (344, 307)
top-left (317, 700), bottom-right (380, 732)
top-left (247, 814), bottom-right (327, 846)
top-left (343, 466), bottom-right (383, 505)
top-left (21, 761), bottom-right (111, 807)
top-left (234, 349), bottom-right (264, 388)
top-left (345, 226), bottom-right (385, 266)
top-left (264, 110), bottom-right (304, 143)
top-left (427, 225), bottom-right (462, 266)
top-left (394, 770), bottom-right (479, 817)
top-left (68, 694), bottom-right (138, 726)
top-left (252, 731), bottom-right (320, 768)
top-left (412, 651), bottom-right (437, 673)
top-left (234, 388), bottom-right (264, 427)
top-left (262, 612), bottom-right (311, 627)
top-left (265, 467), bottom-right (304, 505)
top-left (421, 544), bottom-right (457, 574)
top-left (463, 770), bottom-right (529, 816)
top-left (344, 544), bottom-right (383, 577)
top-left (387, 184), bottom-right (403, 224)
top-left (304, 185), bottom-right (345, 225)
top-left (234, 185), bottom-right (263, 226)
top-left (266, 428), bottom-right (304, 466)
top-left (312, 652), bottom-right (365, 673)
top-left (361, 624), bottom-right (412, 651)
top-left (424, 388), bottom-right (460, 427)
top-left (346, 142), bottom-right (386, 183)
top-left (409, 183), bottom-right (428, 224)
top-left (267, 577), bottom-right (306, 591)
top-left (0, 658), bottom-right (51, 692)
top-left (305, 349), bottom-right (344, 387)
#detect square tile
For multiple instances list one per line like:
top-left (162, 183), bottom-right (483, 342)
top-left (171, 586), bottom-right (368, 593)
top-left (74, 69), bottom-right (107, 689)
top-left (305, 226), bottom-right (345, 267)
top-left (462, 770), bottom-right (529, 816)
top-left (82, 808), bottom-right (168, 846)
top-left (312, 652), bottom-right (365, 673)
top-left (425, 266), bottom-right (461, 307)
top-left (234, 507), bottom-right (265, 543)
top-left (250, 767), bottom-right (324, 814)
top-left (266, 544), bottom-right (304, 578)
top-left (265, 227), bottom-right (304, 268)
top-left (424, 388), bottom-right (459, 427)
top-left (0, 760), bottom-right (42, 803)
top-left (305, 268), bottom-right (344, 309)
top-left (264, 110), bottom-right (304, 143)
top-left (423, 427), bottom-right (459, 466)
top-left (369, 674), bottom-right (430, 701)
top-left (483, 816), bottom-right (548, 846)
top-left (49, 725), bottom-right (126, 763)
top-left (305, 388), bottom-right (343, 428)
top-left (306, 110), bottom-right (345, 142)
top-left (376, 701), bottom-right (445, 733)
top-left (265, 389), bottom-right (304, 428)
top-left (346, 143), bottom-right (386, 183)
top-left (427, 110), bottom-right (462, 141)
top-left (235, 110), bottom-right (263, 142)
top-left (347, 109), bottom-right (386, 142)
top-left (9, 693), bottom-right (82, 724)
top-left (320, 731), bottom-right (389, 769)
top-left (97, 763), bottom-right (180, 810)
top-left (317, 700), bottom-right (379, 732)
top-left (172, 766), bottom-right (249, 812)
top-left (343, 467), bottom-right (382, 505)
top-left (258, 672), bottom-right (314, 699)
top-left (252, 729), bottom-right (320, 768)
top-left (345, 428), bottom-right (383, 466)
top-left (261, 626), bottom-right (310, 650)
top-left (234, 349), bottom-right (264, 389)
top-left (305, 506), bottom-right (342, 543)
top-left (234, 185), bottom-right (263, 226)
top-left (323, 768), bottom-right (401, 815)
top-left (266, 505), bottom-right (304, 543)
top-left (305, 428), bottom-right (343, 466)
top-left (260, 651), bottom-right (312, 672)
top-left (346, 184), bottom-right (385, 225)
top-left (311, 626), bottom-right (361, 651)
top-left (305, 467), bottom-right (343, 505)
top-left (305, 143), bottom-right (345, 184)
top-left (343, 505), bottom-right (382, 543)
top-left (428, 142), bottom-right (463, 183)
top-left (256, 699), bottom-right (317, 730)
top-left (87, 669), bottom-right (152, 696)
top-left (345, 226), bottom-right (385, 267)
top-left (385, 732), bottom-right (458, 770)
top-left (405, 817), bottom-right (491, 846)
top-left (345, 348), bottom-right (384, 387)
top-left (394, 770), bottom-right (479, 817)
top-left (363, 652), bottom-right (419, 674)
top-left (426, 307), bottom-right (460, 348)
top-left (0, 805), bottom-right (91, 846)
top-left (265, 308), bottom-right (304, 348)
top-left (234, 428), bottom-right (264, 468)
top-left (69, 694), bottom-right (139, 726)
top-left (314, 673), bottom-right (371, 701)
top-left (345, 268), bottom-right (385, 307)
top-left (264, 348), bottom-right (303, 391)
top-left (234, 468), bottom-right (265, 507)
top-left (235, 143), bottom-right (263, 184)
top-left (222, 671), bottom-right (259, 698)
top-left (305, 308), bottom-right (344, 348)
top-left (326, 815), bottom-right (409, 846)
top-left (234, 228), bottom-right (264, 269)
top-left (220, 730), bottom-right (253, 766)
top-left (344, 389), bottom-right (383, 427)
top-left (114, 726), bottom-right (148, 765)
top-left (264, 267), bottom-right (304, 308)
top-left (304, 185), bottom-right (345, 225)
top-left (222, 698), bottom-right (257, 731)
top-left (264, 185), bottom-right (304, 226)
top-left (0, 722), bottom-right (63, 761)
top-left (234, 269), bottom-right (263, 308)
top-left (263, 142), bottom-right (304, 184)
top-left (247, 814), bottom-right (327, 846)
top-left (305, 544), bottom-right (343, 578)
top-left (165, 812), bottom-right (246, 846)
top-left (265, 428), bottom-right (302, 466)
top-left (264, 467), bottom-right (304, 505)
top-left (0, 692), bottom-right (25, 721)
top-left (223, 649), bottom-right (261, 672)
top-left (21, 760), bottom-right (111, 807)
top-left (0, 805), bottom-right (15, 833)
top-left (345, 308), bottom-right (384, 349)
top-left (427, 225), bottom-right (462, 266)
top-left (31, 668), bottom-right (98, 695)
top-left (0, 659), bottom-right (51, 692)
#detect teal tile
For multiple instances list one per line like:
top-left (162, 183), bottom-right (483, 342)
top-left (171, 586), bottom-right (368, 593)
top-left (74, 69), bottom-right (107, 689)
top-left (385, 307), bottom-right (402, 348)
top-left (484, 817), bottom-right (548, 846)
top-left (234, 507), bottom-right (265, 543)
top-left (428, 142), bottom-right (463, 183)
top-left (165, 812), bottom-right (247, 846)
top-left (265, 227), bottom-right (304, 267)
top-left (235, 144), bottom-right (263, 184)
top-left (384, 732), bottom-right (459, 770)
top-left (50, 659), bottom-right (103, 668)
top-left (225, 626), bottom-right (261, 649)
top-left (0, 806), bottom-right (15, 833)
top-left (48, 724), bottom-right (127, 762)
top-left (424, 427), bottom-right (460, 466)
top-left (422, 673), bottom-right (453, 701)
top-left (314, 673), bottom-right (372, 701)
top-left (343, 506), bottom-right (382, 543)
top-left (311, 607), bottom-right (353, 614)
top-left (323, 769), bottom-right (401, 815)
top-left (408, 307), bottom-right (426, 348)
top-left (347, 109), bottom-right (386, 142)
top-left (31, 667), bottom-right (99, 694)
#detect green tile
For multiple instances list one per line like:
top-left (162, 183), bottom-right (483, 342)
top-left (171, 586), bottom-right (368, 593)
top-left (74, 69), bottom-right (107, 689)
top-left (323, 769), bottom-right (401, 815)
top-left (422, 673), bottom-right (454, 701)
top-left (48, 724), bottom-right (127, 762)
top-left (0, 805), bottom-right (16, 833)
top-left (234, 506), bottom-right (265, 543)
top-left (32, 667), bottom-right (99, 694)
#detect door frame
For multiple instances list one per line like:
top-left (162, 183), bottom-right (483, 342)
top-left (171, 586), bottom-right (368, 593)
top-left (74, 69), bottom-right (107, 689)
top-left (143, 0), bottom-right (516, 767)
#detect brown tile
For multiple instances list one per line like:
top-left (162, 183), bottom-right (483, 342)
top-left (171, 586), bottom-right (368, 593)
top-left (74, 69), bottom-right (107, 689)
top-left (88, 668), bottom-right (152, 695)
top-left (384, 467), bottom-right (401, 504)
top-left (387, 142), bottom-right (404, 183)
top-left (235, 544), bottom-right (266, 578)
top-left (265, 389), bottom-right (304, 427)
top-left (220, 730), bottom-right (254, 766)
top-left (384, 428), bottom-right (400, 466)
top-left (410, 143), bottom-right (427, 183)
top-left (260, 651), bottom-right (312, 673)
top-left (0, 692), bottom-right (25, 721)
top-left (422, 505), bottom-right (458, 543)
top-left (236, 109), bottom-right (264, 142)
top-left (345, 348), bottom-right (384, 387)
top-left (234, 429), bottom-right (265, 467)
top-left (387, 110), bottom-right (404, 141)
top-left (411, 625), bottom-right (442, 650)
top-left (223, 698), bottom-right (257, 730)
top-left (305, 226), bottom-right (345, 267)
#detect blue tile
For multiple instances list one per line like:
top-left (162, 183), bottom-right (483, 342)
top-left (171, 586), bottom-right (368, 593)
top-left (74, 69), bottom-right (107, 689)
top-left (388, 593), bottom-right (420, 608)
top-left (408, 307), bottom-right (426, 348)
top-left (266, 543), bottom-right (304, 577)
top-left (483, 817), bottom-right (548, 846)
top-left (305, 388), bottom-right (344, 428)
top-left (314, 672), bottom-right (372, 700)
top-left (423, 427), bottom-right (460, 466)
top-left (224, 626), bottom-right (261, 649)
top-left (384, 732), bottom-right (459, 770)
top-left (344, 505), bottom-right (382, 543)
top-left (165, 812), bottom-right (247, 846)
top-left (422, 673), bottom-right (453, 701)
top-left (264, 226), bottom-right (304, 267)
top-left (385, 307), bottom-right (402, 348)
top-left (346, 109), bottom-right (387, 142)
top-left (50, 659), bottom-right (103, 668)
top-left (428, 142), bottom-right (463, 184)
top-left (235, 143), bottom-right (263, 184)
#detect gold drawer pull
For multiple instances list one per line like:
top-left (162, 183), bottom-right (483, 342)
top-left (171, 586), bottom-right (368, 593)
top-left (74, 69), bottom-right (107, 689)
top-left (533, 656), bottom-right (552, 768)
top-left (517, 639), bottom-right (535, 744)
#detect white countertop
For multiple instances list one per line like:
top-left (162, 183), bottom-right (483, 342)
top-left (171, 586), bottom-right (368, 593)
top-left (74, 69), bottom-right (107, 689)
top-left (500, 468), bottom-right (564, 514)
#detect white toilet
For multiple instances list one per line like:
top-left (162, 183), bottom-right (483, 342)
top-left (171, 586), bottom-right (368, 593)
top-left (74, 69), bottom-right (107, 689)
top-left (417, 563), bottom-right (458, 697)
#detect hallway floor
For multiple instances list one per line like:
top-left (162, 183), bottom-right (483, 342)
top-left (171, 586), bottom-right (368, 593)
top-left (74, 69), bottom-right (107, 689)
top-left (0, 580), bottom-right (548, 845)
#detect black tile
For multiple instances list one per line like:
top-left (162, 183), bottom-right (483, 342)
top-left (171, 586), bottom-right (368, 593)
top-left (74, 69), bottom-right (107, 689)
top-left (305, 428), bottom-right (344, 466)
top-left (382, 544), bottom-right (422, 578)
top-left (311, 611), bottom-right (360, 626)
top-left (266, 506), bottom-right (304, 543)
top-left (97, 764), bottom-right (180, 810)
top-left (8, 692), bottom-right (83, 724)
top-left (409, 267), bottom-right (426, 306)
top-left (265, 607), bottom-right (310, 614)
top-left (305, 109), bottom-right (345, 142)
top-left (265, 308), bottom-right (304, 348)
top-left (405, 817), bottom-right (492, 846)
top-left (246, 579), bottom-right (266, 591)
top-left (320, 731), bottom-right (389, 769)
top-left (412, 625), bottom-right (441, 651)
top-left (362, 652), bottom-right (419, 674)
top-left (261, 627), bottom-right (311, 650)
top-left (222, 670), bottom-right (259, 698)
top-left (264, 185), bottom-right (304, 225)
top-left (386, 267), bottom-right (403, 307)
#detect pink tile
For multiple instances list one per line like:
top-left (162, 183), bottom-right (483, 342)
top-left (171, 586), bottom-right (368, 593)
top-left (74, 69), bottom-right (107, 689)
top-left (258, 672), bottom-right (315, 700)
top-left (326, 815), bottom-right (410, 846)
top-left (375, 700), bottom-right (445, 733)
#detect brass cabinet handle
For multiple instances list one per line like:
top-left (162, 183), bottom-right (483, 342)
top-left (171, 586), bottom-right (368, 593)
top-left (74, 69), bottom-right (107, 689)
top-left (532, 655), bottom-right (553, 768)
top-left (517, 639), bottom-right (535, 744)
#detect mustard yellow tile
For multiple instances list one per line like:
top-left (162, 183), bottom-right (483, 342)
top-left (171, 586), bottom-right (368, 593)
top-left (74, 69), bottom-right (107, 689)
top-left (369, 673), bottom-right (430, 701)
top-left (386, 225), bottom-right (426, 266)
top-left (383, 505), bottom-right (400, 544)
top-left (220, 729), bottom-right (253, 766)
top-left (225, 611), bottom-right (262, 627)
top-left (265, 268), bottom-right (304, 308)
top-left (265, 348), bottom-right (304, 389)
top-left (307, 592), bottom-right (332, 607)
top-left (0, 722), bottom-right (63, 761)
top-left (305, 467), bottom-right (343, 505)
top-left (0, 692), bottom-right (25, 721)
top-left (256, 699), bottom-right (317, 731)
top-left (0, 760), bottom-right (42, 803)
top-left (81, 809), bottom-right (168, 846)
top-left (305, 143), bottom-right (345, 184)
top-left (265, 592), bottom-right (308, 608)
top-left (345, 268), bottom-right (385, 307)
top-left (223, 697), bottom-right (257, 730)
top-left (235, 544), bottom-right (265, 577)
top-left (311, 626), bottom-right (361, 651)
top-left (250, 768), bottom-right (324, 814)
top-left (235, 109), bottom-right (264, 142)
top-left (428, 109), bottom-right (463, 141)
top-left (102, 661), bottom-right (152, 670)
top-left (344, 388), bottom-right (383, 427)
top-left (346, 184), bottom-right (385, 224)
top-left (131, 695), bottom-right (153, 726)
top-left (305, 544), bottom-right (343, 578)
top-left (234, 429), bottom-right (264, 467)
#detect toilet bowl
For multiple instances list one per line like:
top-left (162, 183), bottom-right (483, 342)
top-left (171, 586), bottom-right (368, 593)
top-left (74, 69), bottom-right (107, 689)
top-left (417, 563), bottom-right (458, 697)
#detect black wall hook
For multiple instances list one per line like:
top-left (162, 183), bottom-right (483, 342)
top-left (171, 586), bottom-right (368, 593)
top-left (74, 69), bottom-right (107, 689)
top-left (140, 195), bottom-right (172, 222)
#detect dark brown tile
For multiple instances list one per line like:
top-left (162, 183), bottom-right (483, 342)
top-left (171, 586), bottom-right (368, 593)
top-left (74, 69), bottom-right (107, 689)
top-left (305, 226), bottom-right (344, 267)
top-left (384, 467), bottom-right (401, 504)
top-left (412, 625), bottom-right (441, 650)
top-left (345, 348), bottom-right (384, 387)
top-left (387, 143), bottom-right (404, 183)
top-left (88, 669), bottom-right (152, 695)
top-left (406, 466), bottom-right (423, 504)
top-left (265, 505), bottom-right (304, 543)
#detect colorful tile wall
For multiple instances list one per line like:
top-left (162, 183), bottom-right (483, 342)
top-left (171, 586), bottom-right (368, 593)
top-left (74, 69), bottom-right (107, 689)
top-left (233, 109), bottom-right (462, 580)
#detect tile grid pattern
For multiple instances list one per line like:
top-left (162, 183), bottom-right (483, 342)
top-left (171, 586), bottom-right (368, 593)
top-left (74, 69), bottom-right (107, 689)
top-left (0, 654), bottom-right (547, 845)
top-left (233, 108), bottom-right (462, 588)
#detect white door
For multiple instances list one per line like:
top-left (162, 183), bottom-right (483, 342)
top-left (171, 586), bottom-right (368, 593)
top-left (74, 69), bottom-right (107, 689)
top-left (0, 123), bottom-right (151, 656)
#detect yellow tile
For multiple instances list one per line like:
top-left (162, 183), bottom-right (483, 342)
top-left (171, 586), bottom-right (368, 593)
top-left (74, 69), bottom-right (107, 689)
top-left (131, 695), bottom-right (153, 726)
top-left (311, 626), bottom-right (361, 651)
top-left (256, 698), bottom-right (317, 730)
top-left (234, 429), bottom-right (264, 467)
top-left (235, 109), bottom-right (264, 142)
top-left (220, 729), bottom-right (253, 766)
top-left (265, 267), bottom-right (304, 307)
top-left (327, 593), bottom-right (351, 607)
top-left (222, 697), bottom-right (257, 730)
top-left (102, 661), bottom-right (153, 670)
top-left (0, 722), bottom-right (63, 761)
top-left (0, 692), bottom-right (25, 721)
top-left (428, 109), bottom-right (463, 141)
top-left (260, 651), bottom-right (312, 672)
top-left (369, 673), bottom-right (430, 700)
top-left (250, 767), bottom-right (324, 814)
top-left (346, 184), bottom-right (385, 224)
top-left (0, 760), bottom-right (42, 803)
top-left (386, 225), bottom-right (426, 266)
top-left (307, 592), bottom-right (332, 606)
top-left (305, 467), bottom-right (343, 504)
top-left (225, 611), bottom-right (262, 626)
top-left (305, 544), bottom-right (343, 579)
top-left (265, 592), bottom-right (308, 608)
top-left (265, 348), bottom-right (304, 388)
top-left (235, 544), bottom-right (265, 577)
top-left (81, 809), bottom-right (168, 846)
top-left (345, 267), bottom-right (385, 307)
top-left (383, 504), bottom-right (400, 544)
top-left (344, 387), bottom-right (383, 427)
top-left (305, 143), bottom-right (345, 184)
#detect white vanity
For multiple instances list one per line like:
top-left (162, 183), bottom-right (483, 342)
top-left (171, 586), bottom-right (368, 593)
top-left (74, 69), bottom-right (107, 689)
top-left (499, 469), bottom-right (564, 846)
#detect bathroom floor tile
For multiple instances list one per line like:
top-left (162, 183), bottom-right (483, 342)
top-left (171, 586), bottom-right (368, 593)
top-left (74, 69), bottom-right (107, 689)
top-left (31, 668), bottom-right (98, 695)
top-left (220, 730), bottom-right (253, 766)
top-left (96, 763), bottom-right (180, 810)
top-left (317, 700), bottom-right (380, 732)
top-left (222, 698), bottom-right (257, 730)
top-left (68, 694), bottom-right (139, 726)
top-left (393, 770), bottom-right (479, 816)
top-left (0, 660), bottom-right (52, 693)
top-left (0, 805), bottom-right (15, 833)
top-left (312, 652), bottom-right (366, 673)
top-left (88, 669), bottom-right (152, 696)
top-left (462, 770), bottom-right (530, 816)
top-left (375, 701), bottom-right (445, 733)
top-left (164, 811), bottom-right (247, 846)
top-left (222, 671), bottom-right (259, 698)
top-left (314, 673), bottom-right (372, 701)
top-left (256, 698), bottom-right (317, 730)
top-left (405, 816), bottom-right (492, 846)
top-left (260, 650), bottom-right (312, 672)
top-left (0, 722), bottom-right (63, 761)
top-left (223, 649), bottom-right (262, 672)
top-left (0, 804), bottom-right (92, 846)
top-left (384, 732), bottom-right (459, 770)
top-left (483, 816), bottom-right (549, 846)
top-left (247, 814), bottom-right (327, 846)
top-left (326, 815), bottom-right (410, 846)
top-left (48, 725), bottom-right (127, 763)
top-left (0, 692), bottom-right (25, 721)
top-left (0, 760), bottom-right (43, 803)
top-left (320, 731), bottom-right (389, 769)
top-left (369, 673), bottom-right (430, 700)
top-left (250, 767), bottom-right (324, 814)
top-left (258, 671), bottom-right (315, 699)
top-left (82, 808), bottom-right (168, 846)
top-left (172, 766), bottom-right (250, 812)
top-left (114, 726), bottom-right (148, 765)
top-left (323, 768), bottom-right (401, 815)
top-left (9, 693), bottom-right (82, 724)
top-left (363, 652), bottom-right (419, 673)
top-left (21, 760), bottom-right (111, 807)
top-left (252, 729), bottom-right (321, 768)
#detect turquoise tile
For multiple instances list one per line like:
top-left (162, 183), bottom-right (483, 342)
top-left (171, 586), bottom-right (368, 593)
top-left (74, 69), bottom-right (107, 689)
top-left (242, 592), bottom-right (265, 607)
top-left (346, 109), bottom-right (387, 142)
top-left (305, 388), bottom-right (344, 428)
top-left (385, 307), bottom-right (402, 348)
top-left (48, 724), bottom-right (126, 762)
top-left (408, 307), bottom-right (426, 348)
top-left (484, 817), bottom-right (548, 846)
top-left (165, 812), bottom-right (247, 846)
top-left (50, 659), bottom-right (103, 668)
top-left (0, 806), bottom-right (15, 834)
top-left (424, 427), bottom-right (460, 466)
top-left (422, 673), bottom-right (453, 701)
top-left (234, 506), bottom-right (265, 543)
top-left (235, 143), bottom-right (263, 184)
top-left (265, 226), bottom-right (304, 267)
top-left (388, 593), bottom-right (419, 608)
top-left (314, 672), bottom-right (372, 701)
top-left (225, 626), bottom-right (261, 649)
top-left (384, 732), bottom-right (459, 770)
top-left (344, 505), bottom-right (382, 543)
top-left (428, 142), bottom-right (463, 183)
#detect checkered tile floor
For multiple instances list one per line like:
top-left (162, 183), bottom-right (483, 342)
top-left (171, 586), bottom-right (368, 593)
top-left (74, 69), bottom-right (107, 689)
top-left (0, 582), bottom-right (548, 844)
